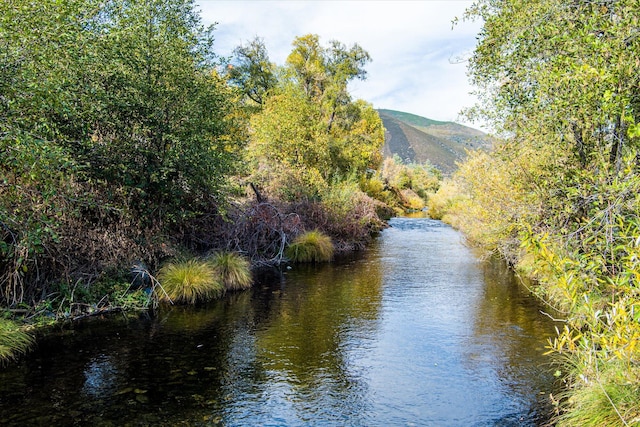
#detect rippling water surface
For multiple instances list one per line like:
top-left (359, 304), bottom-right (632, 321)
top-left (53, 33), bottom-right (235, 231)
top-left (0, 218), bottom-right (559, 426)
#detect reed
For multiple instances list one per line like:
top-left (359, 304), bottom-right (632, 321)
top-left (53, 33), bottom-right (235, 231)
top-left (286, 230), bottom-right (334, 263)
top-left (156, 259), bottom-right (223, 304)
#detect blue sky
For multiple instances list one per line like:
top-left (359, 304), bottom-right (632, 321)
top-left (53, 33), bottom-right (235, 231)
top-left (196, 1), bottom-right (482, 128)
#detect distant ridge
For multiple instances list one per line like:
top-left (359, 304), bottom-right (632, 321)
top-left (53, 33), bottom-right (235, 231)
top-left (377, 109), bottom-right (491, 175)
top-left (378, 109), bottom-right (450, 127)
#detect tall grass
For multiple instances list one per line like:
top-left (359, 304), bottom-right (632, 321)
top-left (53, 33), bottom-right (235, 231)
top-left (556, 362), bottom-right (640, 426)
top-left (210, 251), bottom-right (252, 291)
top-left (286, 230), bottom-right (334, 263)
top-left (0, 319), bottom-right (34, 364)
top-left (156, 259), bottom-right (223, 304)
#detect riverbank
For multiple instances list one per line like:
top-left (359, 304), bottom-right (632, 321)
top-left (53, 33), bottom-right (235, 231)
top-left (0, 188), bottom-right (393, 362)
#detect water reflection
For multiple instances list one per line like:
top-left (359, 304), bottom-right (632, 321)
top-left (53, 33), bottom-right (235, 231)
top-left (82, 354), bottom-right (118, 398)
top-left (465, 260), bottom-right (560, 424)
top-left (221, 257), bottom-right (385, 426)
top-left (0, 218), bottom-right (558, 426)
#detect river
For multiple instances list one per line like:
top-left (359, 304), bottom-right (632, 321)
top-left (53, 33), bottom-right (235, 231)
top-left (0, 217), bottom-right (559, 426)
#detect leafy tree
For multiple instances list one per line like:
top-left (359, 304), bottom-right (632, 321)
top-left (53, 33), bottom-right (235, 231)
top-left (228, 36), bottom-right (278, 108)
top-left (249, 82), bottom-right (330, 200)
top-left (328, 99), bottom-right (385, 176)
top-left (246, 34), bottom-right (383, 200)
top-left (457, 1), bottom-right (640, 423)
top-left (286, 34), bottom-right (327, 100)
top-left (286, 34), bottom-right (371, 130)
top-left (82, 0), bottom-right (239, 213)
top-left (465, 0), bottom-right (640, 171)
top-left (2, 0), bottom-right (239, 214)
top-left (0, 0), bottom-right (241, 305)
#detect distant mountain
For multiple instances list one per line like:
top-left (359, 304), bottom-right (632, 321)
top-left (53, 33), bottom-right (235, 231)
top-left (377, 109), bottom-right (492, 175)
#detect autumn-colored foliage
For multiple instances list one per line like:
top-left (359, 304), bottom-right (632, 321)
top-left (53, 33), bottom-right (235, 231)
top-left (447, 0), bottom-right (640, 423)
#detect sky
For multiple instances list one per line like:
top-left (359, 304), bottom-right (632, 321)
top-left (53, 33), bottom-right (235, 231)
top-left (196, 0), bottom-right (484, 129)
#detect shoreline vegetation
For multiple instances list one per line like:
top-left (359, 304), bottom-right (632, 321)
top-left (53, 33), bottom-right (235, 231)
top-left (0, 0), bottom-right (438, 365)
top-left (430, 1), bottom-right (640, 425)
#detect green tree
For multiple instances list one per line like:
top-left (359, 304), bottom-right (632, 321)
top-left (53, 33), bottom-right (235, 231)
top-left (2, 0), bottom-right (239, 214)
top-left (249, 82), bottom-right (330, 200)
top-left (465, 0), bottom-right (640, 171)
top-left (247, 34), bottom-right (383, 200)
top-left (328, 99), bottom-right (384, 175)
top-left (458, 1), bottom-right (640, 424)
top-left (83, 0), bottom-right (239, 213)
top-left (0, 0), bottom-right (240, 305)
top-left (286, 34), bottom-right (371, 130)
top-left (228, 36), bottom-right (278, 108)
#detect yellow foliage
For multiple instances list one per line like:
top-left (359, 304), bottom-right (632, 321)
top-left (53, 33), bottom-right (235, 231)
top-left (426, 179), bottom-right (464, 220)
top-left (400, 189), bottom-right (425, 210)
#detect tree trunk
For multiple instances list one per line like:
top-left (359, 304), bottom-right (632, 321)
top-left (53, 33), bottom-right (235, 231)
top-left (609, 115), bottom-right (624, 174)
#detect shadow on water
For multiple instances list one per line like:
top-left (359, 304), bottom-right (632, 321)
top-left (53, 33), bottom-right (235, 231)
top-left (0, 218), bottom-right (560, 426)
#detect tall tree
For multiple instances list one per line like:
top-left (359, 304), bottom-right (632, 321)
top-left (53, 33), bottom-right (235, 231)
top-left (228, 37), bottom-right (278, 107)
top-left (0, 0), bottom-right (240, 304)
top-left (247, 34), bottom-right (383, 200)
top-left (84, 0), bottom-right (239, 211)
top-left (286, 34), bottom-right (371, 130)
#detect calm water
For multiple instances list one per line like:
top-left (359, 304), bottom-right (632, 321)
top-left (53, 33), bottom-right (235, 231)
top-left (0, 218), bottom-right (559, 426)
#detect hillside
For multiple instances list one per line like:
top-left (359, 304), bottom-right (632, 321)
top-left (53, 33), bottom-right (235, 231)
top-left (378, 109), bottom-right (492, 175)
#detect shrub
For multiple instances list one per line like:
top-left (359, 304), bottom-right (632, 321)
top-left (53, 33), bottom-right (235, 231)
top-left (427, 179), bottom-right (463, 220)
top-left (320, 182), bottom-right (387, 246)
top-left (401, 189), bottom-right (425, 210)
top-left (0, 319), bottom-right (34, 365)
top-left (286, 230), bottom-right (334, 263)
top-left (210, 251), bottom-right (252, 291)
top-left (156, 259), bottom-right (223, 304)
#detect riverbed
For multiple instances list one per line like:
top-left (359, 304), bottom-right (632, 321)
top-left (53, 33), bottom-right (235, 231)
top-left (0, 217), bottom-right (559, 426)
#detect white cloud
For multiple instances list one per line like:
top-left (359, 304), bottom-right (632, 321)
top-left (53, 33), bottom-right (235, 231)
top-left (196, 0), bottom-right (482, 128)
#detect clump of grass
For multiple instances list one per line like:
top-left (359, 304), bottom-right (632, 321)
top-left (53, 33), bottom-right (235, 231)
top-left (0, 319), bottom-right (34, 365)
top-left (286, 230), bottom-right (334, 263)
top-left (156, 259), bottom-right (223, 304)
top-left (210, 251), bottom-right (252, 291)
top-left (555, 364), bottom-right (640, 427)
